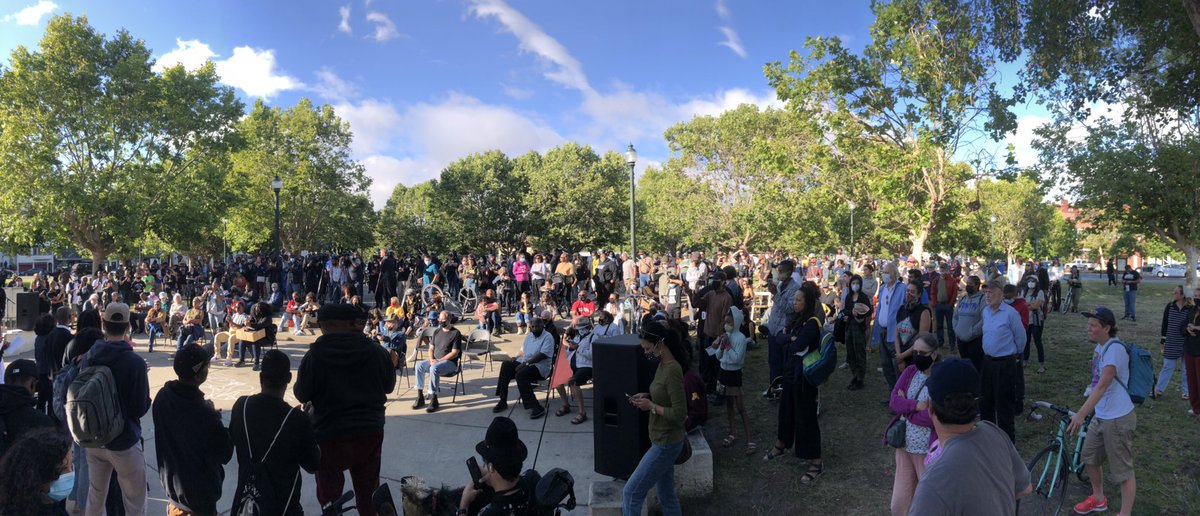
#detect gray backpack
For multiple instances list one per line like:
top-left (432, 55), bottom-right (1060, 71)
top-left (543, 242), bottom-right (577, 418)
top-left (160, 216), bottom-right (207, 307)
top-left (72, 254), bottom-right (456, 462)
top-left (66, 357), bottom-right (125, 448)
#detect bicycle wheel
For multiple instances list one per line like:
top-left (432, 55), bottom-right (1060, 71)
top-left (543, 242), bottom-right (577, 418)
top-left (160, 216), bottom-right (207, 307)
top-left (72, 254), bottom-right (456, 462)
top-left (1059, 290), bottom-right (1073, 314)
top-left (458, 286), bottom-right (477, 312)
top-left (1026, 443), bottom-right (1070, 515)
top-left (421, 284), bottom-right (443, 306)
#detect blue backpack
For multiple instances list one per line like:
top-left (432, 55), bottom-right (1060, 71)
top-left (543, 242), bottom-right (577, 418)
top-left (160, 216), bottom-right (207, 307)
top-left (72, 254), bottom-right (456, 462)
top-left (1102, 340), bottom-right (1154, 404)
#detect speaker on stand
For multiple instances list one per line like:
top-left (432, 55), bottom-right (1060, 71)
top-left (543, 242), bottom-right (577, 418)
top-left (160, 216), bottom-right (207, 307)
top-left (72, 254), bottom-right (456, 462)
top-left (592, 333), bottom-right (655, 479)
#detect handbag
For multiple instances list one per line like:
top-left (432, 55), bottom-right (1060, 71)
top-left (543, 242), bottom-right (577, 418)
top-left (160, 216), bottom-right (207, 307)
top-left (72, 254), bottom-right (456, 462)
top-left (232, 400), bottom-right (299, 516)
top-left (674, 438), bottom-right (693, 465)
top-left (885, 416), bottom-right (907, 448)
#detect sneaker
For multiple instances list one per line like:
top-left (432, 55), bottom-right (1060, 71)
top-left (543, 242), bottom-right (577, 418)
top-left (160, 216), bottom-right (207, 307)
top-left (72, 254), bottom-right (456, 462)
top-left (1037, 365), bottom-right (1046, 374)
top-left (492, 401), bottom-right (508, 413)
top-left (529, 406), bottom-right (546, 419)
top-left (223, 359), bottom-right (232, 367)
top-left (838, 362), bottom-right (849, 369)
top-left (1073, 495), bottom-right (1108, 514)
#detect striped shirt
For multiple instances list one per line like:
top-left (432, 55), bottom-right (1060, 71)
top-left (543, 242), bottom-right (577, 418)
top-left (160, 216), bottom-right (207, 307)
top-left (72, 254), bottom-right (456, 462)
top-left (1162, 301), bottom-right (1191, 360)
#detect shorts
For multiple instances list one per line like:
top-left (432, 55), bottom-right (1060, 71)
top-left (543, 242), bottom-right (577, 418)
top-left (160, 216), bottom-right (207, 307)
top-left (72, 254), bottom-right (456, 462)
top-left (1082, 410), bottom-right (1136, 483)
top-left (717, 368), bottom-right (743, 396)
top-left (568, 355), bottom-right (592, 385)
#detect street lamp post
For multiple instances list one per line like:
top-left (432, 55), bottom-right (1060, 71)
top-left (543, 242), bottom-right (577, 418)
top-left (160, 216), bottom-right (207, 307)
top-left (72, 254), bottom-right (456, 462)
top-left (271, 176), bottom-right (282, 280)
top-left (221, 218), bottom-right (228, 266)
top-left (848, 200), bottom-right (857, 265)
top-left (625, 144), bottom-right (637, 259)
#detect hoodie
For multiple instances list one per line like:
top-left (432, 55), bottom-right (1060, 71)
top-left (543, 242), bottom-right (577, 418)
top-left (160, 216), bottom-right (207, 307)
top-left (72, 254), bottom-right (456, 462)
top-left (152, 380), bottom-right (233, 514)
top-left (294, 331), bottom-right (396, 440)
top-left (0, 384), bottom-right (56, 456)
top-left (82, 339), bottom-right (150, 451)
top-left (715, 306), bottom-right (748, 372)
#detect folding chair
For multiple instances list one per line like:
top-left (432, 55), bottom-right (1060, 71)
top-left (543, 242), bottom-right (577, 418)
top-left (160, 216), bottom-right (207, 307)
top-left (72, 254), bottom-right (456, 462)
top-left (462, 329), bottom-right (493, 377)
top-left (412, 326), bottom-right (437, 362)
top-left (434, 362), bottom-right (465, 403)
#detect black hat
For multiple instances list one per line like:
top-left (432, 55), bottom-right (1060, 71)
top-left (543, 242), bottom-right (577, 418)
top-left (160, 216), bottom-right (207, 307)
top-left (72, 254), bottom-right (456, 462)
top-left (318, 303), bottom-right (368, 322)
top-left (925, 359), bottom-right (981, 410)
top-left (4, 359), bottom-right (37, 382)
top-left (173, 343), bottom-right (214, 381)
top-left (259, 349), bottom-right (291, 384)
top-left (475, 416), bottom-right (528, 467)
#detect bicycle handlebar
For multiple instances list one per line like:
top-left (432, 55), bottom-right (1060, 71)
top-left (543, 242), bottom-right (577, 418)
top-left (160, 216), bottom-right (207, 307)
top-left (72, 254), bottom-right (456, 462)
top-left (321, 491), bottom-right (356, 515)
top-left (1031, 400), bottom-right (1076, 419)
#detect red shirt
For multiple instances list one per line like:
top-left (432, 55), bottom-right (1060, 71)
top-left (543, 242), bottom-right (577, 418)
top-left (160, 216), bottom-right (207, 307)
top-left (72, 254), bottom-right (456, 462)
top-left (1009, 298), bottom-right (1029, 329)
top-left (571, 300), bottom-right (595, 317)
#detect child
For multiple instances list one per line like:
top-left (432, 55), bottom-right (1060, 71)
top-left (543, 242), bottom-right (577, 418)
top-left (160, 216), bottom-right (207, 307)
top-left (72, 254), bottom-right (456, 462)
top-left (712, 306), bottom-right (754, 455)
top-left (516, 291), bottom-right (533, 335)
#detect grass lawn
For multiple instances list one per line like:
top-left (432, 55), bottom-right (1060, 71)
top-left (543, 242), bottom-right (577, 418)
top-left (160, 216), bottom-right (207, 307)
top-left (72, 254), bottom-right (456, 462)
top-left (697, 278), bottom-right (1199, 515)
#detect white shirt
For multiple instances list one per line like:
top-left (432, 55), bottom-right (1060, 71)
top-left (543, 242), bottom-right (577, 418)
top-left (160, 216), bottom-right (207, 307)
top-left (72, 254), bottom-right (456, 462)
top-left (1090, 339), bottom-right (1134, 420)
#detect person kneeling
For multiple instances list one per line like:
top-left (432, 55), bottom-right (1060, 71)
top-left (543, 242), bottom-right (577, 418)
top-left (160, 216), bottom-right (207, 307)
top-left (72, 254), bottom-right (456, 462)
top-left (413, 311), bottom-right (462, 413)
top-left (492, 317), bottom-right (555, 419)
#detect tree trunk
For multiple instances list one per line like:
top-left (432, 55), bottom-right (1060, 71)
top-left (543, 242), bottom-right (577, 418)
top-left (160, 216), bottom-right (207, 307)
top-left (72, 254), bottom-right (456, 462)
top-left (910, 228), bottom-right (929, 260)
top-left (89, 249), bottom-right (108, 274)
top-left (1181, 244), bottom-right (1198, 290)
top-left (1185, 0), bottom-right (1200, 39)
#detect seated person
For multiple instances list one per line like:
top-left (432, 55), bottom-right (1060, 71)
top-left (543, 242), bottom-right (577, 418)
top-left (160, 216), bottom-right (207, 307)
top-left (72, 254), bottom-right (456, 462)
top-left (385, 296), bottom-right (404, 320)
top-left (175, 297), bottom-right (205, 352)
top-left (296, 293), bottom-right (320, 336)
top-left (277, 291), bottom-right (302, 332)
top-left (554, 317), bottom-right (595, 425)
top-left (458, 416), bottom-right (535, 516)
top-left (570, 290), bottom-right (596, 328)
top-left (475, 291), bottom-right (501, 334)
top-left (491, 317), bottom-right (555, 419)
top-left (375, 314), bottom-right (408, 358)
top-left (413, 311), bottom-right (462, 414)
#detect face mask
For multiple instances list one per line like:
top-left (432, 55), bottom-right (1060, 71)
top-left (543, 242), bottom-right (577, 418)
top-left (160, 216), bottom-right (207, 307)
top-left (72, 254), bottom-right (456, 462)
top-left (577, 327), bottom-right (591, 337)
top-left (644, 345), bottom-right (660, 363)
top-left (441, 320), bottom-right (450, 328)
top-left (47, 471), bottom-right (74, 502)
top-left (851, 284), bottom-right (860, 293)
top-left (424, 260), bottom-right (431, 265)
top-left (724, 323), bottom-right (734, 332)
top-left (882, 273), bottom-right (893, 284)
top-left (1004, 298), bottom-right (1014, 305)
top-left (532, 328), bottom-right (543, 337)
top-left (1027, 281), bottom-right (1036, 289)
top-left (913, 354), bottom-right (934, 372)
top-left (966, 285), bottom-right (978, 295)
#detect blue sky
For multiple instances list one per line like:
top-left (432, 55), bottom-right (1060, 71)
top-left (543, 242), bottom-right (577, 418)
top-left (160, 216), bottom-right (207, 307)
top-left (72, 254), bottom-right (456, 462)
top-left (1, 0), bottom-right (1046, 206)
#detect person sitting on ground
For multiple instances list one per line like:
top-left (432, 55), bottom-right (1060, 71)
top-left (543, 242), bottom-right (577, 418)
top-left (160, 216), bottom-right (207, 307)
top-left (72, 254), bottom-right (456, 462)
top-left (475, 290), bottom-right (501, 335)
top-left (152, 343), bottom-right (233, 516)
top-left (412, 311), bottom-right (462, 414)
top-left (516, 292), bottom-right (534, 335)
top-left (278, 291), bottom-right (302, 334)
top-left (297, 292), bottom-right (320, 336)
top-left (492, 317), bottom-right (555, 419)
top-left (554, 317), bottom-right (596, 425)
top-left (0, 428), bottom-right (74, 516)
top-left (230, 350), bottom-right (320, 516)
top-left (0, 359), bottom-right (56, 457)
top-left (457, 416), bottom-right (535, 516)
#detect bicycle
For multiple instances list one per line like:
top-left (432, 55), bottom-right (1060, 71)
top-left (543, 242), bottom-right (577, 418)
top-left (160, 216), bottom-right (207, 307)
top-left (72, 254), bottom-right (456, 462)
top-left (1023, 400), bottom-right (1092, 515)
top-left (1059, 287), bottom-right (1075, 314)
top-left (458, 285), bottom-right (478, 313)
top-left (321, 484), bottom-right (400, 516)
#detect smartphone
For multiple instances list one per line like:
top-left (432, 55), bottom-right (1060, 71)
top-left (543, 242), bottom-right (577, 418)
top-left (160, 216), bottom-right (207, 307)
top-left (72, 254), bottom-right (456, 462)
top-left (466, 456), bottom-right (483, 489)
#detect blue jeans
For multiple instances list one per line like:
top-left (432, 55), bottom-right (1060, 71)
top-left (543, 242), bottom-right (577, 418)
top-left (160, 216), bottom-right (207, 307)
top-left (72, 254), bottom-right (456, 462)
top-left (207, 313), bottom-right (224, 334)
top-left (1123, 290), bottom-right (1137, 319)
top-left (148, 323), bottom-right (163, 351)
top-left (415, 359), bottom-right (458, 394)
top-left (622, 439), bottom-right (684, 516)
top-left (516, 312), bottom-right (531, 327)
top-left (1156, 357), bottom-right (1190, 395)
top-left (176, 325), bottom-right (202, 351)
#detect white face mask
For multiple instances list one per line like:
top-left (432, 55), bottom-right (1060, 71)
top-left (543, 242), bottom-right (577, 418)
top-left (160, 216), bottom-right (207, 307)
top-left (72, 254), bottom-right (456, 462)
top-left (882, 273), bottom-right (893, 284)
top-left (1027, 281), bottom-right (1036, 289)
top-left (851, 284), bottom-right (860, 292)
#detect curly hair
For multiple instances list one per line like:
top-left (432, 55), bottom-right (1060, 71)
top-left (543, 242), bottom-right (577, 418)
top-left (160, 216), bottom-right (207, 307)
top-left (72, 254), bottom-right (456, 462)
top-left (0, 428), bottom-right (71, 516)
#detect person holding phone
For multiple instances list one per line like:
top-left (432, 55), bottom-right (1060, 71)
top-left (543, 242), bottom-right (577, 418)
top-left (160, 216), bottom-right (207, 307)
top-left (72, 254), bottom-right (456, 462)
top-left (458, 416), bottom-right (533, 515)
top-left (623, 320), bottom-right (688, 516)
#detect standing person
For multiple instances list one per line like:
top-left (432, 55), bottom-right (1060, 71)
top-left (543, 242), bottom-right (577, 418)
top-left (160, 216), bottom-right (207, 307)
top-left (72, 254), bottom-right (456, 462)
top-left (892, 282), bottom-right (932, 372)
top-left (875, 262), bottom-right (906, 391)
top-left (491, 317), bottom-right (555, 419)
top-left (230, 350), bottom-right (321, 516)
top-left (1020, 274), bottom-right (1048, 374)
top-left (31, 314), bottom-right (58, 415)
top-left (411, 311), bottom-right (462, 414)
top-left (842, 274), bottom-right (874, 390)
top-left (979, 278), bottom-right (1026, 443)
top-left (0, 359), bottom-right (56, 456)
top-left (376, 250), bottom-right (398, 309)
top-left (763, 283), bottom-right (825, 484)
top-left (512, 253), bottom-right (531, 297)
top-left (712, 307), bottom-right (755, 456)
top-left (909, 359), bottom-right (1032, 515)
top-left (622, 321), bottom-right (688, 516)
top-left (294, 304), bottom-right (395, 516)
top-left (82, 303), bottom-right (151, 516)
top-left (1120, 264), bottom-right (1141, 322)
top-left (763, 260), bottom-right (800, 398)
top-left (929, 264), bottom-right (958, 351)
top-left (952, 275), bottom-right (986, 371)
top-left (1066, 265), bottom-right (1083, 312)
top-left (1070, 307), bottom-right (1137, 516)
top-left (1183, 286), bottom-right (1200, 415)
top-left (697, 271), bottom-right (732, 398)
top-left (887, 333), bottom-right (940, 516)
top-left (238, 302), bottom-right (276, 372)
top-left (1106, 259), bottom-right (1116, 287)
top-left (1155, 286), bottom-right (1191, 400)
top-left (152, 343), bottom-right (233, 516)
top-left (1048, 259), bottom-right (1063, 312)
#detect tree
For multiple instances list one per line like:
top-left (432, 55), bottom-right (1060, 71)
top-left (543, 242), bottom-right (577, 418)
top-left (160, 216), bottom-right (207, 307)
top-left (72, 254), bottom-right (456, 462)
top-left (636, 164), bottom-right (722, 253)
top-left (766, 0), bottom-right (1021, 257)
top-left (376, 181), bottom-right (445, 253)
top-left (427, 151), bottom-right (526, 254)
top-left (513, 143), bottom-right (629, 252)
top-left (0, 14), bottom-right (243, 269)
top-left (977, 177), bottom-right (1053, 264)
top-left (225, 98), bottom-right (374, 254)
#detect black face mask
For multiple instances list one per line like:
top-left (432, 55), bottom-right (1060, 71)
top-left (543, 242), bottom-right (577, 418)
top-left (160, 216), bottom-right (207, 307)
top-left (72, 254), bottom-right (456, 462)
top-left (914, 354), bottom-right (934, 371)
top-left (644, 343), bottom-right (660, 362)
top-left (966, 285), bottom-right (978, 295)
top-left (532, 328), bottom-right (543, 337)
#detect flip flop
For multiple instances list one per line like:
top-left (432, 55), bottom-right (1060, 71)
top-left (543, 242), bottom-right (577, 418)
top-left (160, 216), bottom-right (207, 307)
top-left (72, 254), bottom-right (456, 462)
top-left (555, 405), bottom-right (572, 417)
top-left (571, 414), bottom-right (588, 425)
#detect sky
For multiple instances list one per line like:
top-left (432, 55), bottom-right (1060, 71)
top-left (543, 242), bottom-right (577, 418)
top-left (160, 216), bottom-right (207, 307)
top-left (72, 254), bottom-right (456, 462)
top-left (0, 0), bottom-right (1049, 207)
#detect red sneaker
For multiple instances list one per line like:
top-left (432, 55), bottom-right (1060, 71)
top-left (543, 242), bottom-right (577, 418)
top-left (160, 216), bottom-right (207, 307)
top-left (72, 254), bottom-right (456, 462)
top-left (1073, 495), bottom-right (1108, 514)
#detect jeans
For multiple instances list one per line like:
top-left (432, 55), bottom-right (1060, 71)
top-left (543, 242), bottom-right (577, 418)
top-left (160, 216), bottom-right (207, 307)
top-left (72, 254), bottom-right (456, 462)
top-left (278, 312), bottom-right (297, 331)
top-left (148, 323), bottom-right (163, 351)
top-left (415, 359), bottom-right (458, 394)
top-left (1155, 356), bottom-right (1190, 395)
top-left (622, 439), bottom-right (684, 516)
top-left (240, 341), bottom-right (262, 366)
top-left (207, 313), bottom-right (224, 334)
top-left (934, 305), bottom-right (955, 350)
top-left (176, 324), bottom-right (202, 351)
top-left (1023, 324), bottom-right (1045, 364)
top-left (880, 340), bottom-right (899, 390)
top-left (516, 312), bottom-right (531, 328)
top-left (85, 442), bottom-right (146, 516)
top-left (1123, 289), bottom-right (1137, 319)
top-left (316, 429), bottom-right (385, 516)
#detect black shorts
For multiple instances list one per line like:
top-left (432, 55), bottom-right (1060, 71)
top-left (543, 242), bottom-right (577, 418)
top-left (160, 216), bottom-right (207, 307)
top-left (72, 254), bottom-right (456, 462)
top-left (717, 368), bottom-right (743, 388)
top-left (568, 355), bottom-right (593, 385)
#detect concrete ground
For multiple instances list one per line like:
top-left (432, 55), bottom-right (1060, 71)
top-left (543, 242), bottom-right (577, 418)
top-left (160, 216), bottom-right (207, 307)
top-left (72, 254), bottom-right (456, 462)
top-left (9, 319), bottom-right (600, 515)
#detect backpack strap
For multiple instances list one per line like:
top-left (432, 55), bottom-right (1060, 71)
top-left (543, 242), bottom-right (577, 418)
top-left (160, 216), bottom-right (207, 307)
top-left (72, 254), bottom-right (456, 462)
top-left (241, 398), bottom-right (294, 463)
top-left (1099, 340), bottom-right (1131, 392)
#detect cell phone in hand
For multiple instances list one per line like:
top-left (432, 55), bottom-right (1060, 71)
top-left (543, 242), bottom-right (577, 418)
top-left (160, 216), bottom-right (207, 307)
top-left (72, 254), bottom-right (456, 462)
top-left (466, 456), bottom-right (483, 489)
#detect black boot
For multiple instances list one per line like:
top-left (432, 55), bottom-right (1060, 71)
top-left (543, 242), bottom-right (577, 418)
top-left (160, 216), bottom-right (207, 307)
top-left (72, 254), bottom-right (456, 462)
top-left (426, 394), bottom-right (439, 413)
top-left (412, 391), bottom-right (426, 410)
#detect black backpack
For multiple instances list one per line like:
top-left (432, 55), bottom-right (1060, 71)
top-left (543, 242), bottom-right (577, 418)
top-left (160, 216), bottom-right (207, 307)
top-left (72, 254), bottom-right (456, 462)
top-left (232, 399), bottom-right (298, 516)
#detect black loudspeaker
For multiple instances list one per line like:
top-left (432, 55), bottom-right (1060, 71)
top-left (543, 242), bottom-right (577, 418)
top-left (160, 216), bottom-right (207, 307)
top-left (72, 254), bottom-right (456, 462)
top-left (592, 333), bottom-right (655, 479)
top-left (15, 292), bottom-right (38, 331)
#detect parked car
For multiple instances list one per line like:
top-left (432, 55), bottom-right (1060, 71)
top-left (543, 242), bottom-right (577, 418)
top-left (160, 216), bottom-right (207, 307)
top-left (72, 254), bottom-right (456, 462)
top-left (1152, 263), bottom-right (1188, 278)
top-left (1066, 261), bottom-right (1091, 272)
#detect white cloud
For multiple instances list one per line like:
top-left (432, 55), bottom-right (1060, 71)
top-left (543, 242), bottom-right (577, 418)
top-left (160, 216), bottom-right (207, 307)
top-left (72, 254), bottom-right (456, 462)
top-left (362, 155), bottom-right (427, 206)
top-left (715, 0), bottom-right (731, 19)
top-left (468, 0), bottom-right (593, 94)
top-left (338, 5), bottom-right (352, 34)
top-left (334, 98), bottom-right (402, 155)
top-left (313, 67), bottom-right (358, 102)
top-left (718, 26), bottom-right (746, 58)
top-left (154, 40), bottom-right (302, 99)
top-left (366, 11), bottom-right (400, 42)
top-left (3, 0), bottom-right (56, 25)
top-left (502, 84), bottom-right (534, 100)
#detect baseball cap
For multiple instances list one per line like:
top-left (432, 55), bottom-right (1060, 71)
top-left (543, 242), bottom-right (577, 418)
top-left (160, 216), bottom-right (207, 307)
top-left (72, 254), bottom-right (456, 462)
top-left (102, 303), bottom-right (130, 323)
top-left (924, 359), bottom-right (981, 410)
top-left (173, 343), bottom-right (214, 381)
top-left (4, 359), bottom-right (37, 382)
top-left (1082, 306), bottom-right (1117, 328)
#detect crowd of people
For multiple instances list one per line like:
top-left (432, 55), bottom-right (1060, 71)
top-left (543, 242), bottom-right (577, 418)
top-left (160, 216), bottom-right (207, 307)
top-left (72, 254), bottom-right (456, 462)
top-left (0, 246), bottom-right (1193, 516)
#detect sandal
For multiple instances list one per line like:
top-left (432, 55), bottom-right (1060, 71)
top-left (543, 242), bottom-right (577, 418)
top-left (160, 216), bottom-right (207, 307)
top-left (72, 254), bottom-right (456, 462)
top-left (571, 413), bottom-right (588, 425)
top-left (744, 442), bottom-right (758, 456)
top-left (762, 444), bottom-right (789, 461)
top-left (800, 463), bottom-right (825, 484)
top-left (555, 405), bottom-right (572, 417)
top-left (721, 434), bottom-right (738, 448)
